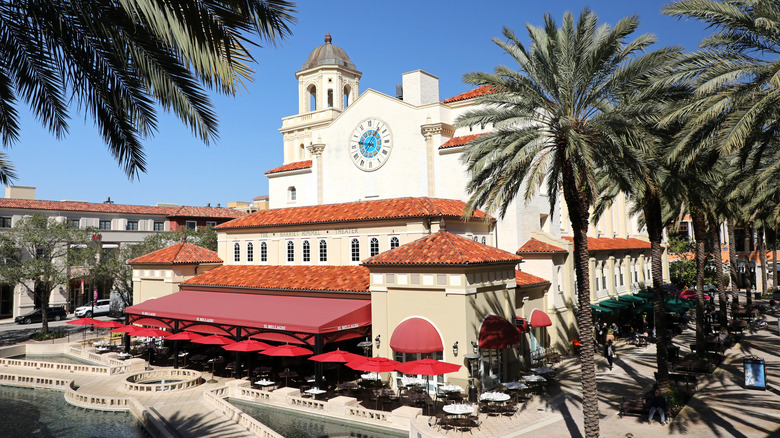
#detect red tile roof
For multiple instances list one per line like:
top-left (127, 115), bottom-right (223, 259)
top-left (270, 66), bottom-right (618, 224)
top-left (363, 231), bottom-right (522, 266)
top-left (217, 197), bottom-right (490, 230)
top-left (442, 85), bottom-right (496, 103)
top-left (265, 160), bottom-right (313, 175)
top-left (562, 236), bottom-right (651, 251)
top-left (0, 198), bottom-right (245, 219)
top-left (515, 270), bottom-right (550, 287)
top-left (440, 134), bottom-right (485, 150)
top-left (181, 265), bottom-right (370, 294)
top-left (516, 238), bottom-right (568, 254)
top-left (128, 242), bottom-right (222, 265)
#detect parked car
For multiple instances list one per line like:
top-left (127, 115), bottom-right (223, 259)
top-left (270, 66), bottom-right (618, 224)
top-left (15, 307), bottom-right (68, 324)
top-left (74, 299), bottom-right (111, 318)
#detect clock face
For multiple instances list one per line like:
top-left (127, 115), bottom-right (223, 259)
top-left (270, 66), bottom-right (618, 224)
top-left (350, 118), bottom-right (392, 171)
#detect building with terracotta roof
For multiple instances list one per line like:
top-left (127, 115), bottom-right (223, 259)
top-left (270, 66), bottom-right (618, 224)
top-left (0, 186), bottom-right (245, 318)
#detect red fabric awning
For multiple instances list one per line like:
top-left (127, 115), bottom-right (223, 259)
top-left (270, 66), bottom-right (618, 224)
top-left (479, 315), bottom-right (522, 349)
top-left (515, 317), bottom-right (530, 333)
top-left (529, 308), bottom-right (552, 327)
top-left (390, 317), bottom-right (443, 353)
top-left (126, 290), bottom-right (371, 334)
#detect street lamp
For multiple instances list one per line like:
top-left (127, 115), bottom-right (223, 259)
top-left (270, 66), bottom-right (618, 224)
top-left (464, 341), bottom-right (481, 402)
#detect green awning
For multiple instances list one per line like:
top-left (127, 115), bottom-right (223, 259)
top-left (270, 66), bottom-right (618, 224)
top-left (618, 295), bottom-right (647, 304)
top-left (590, 304), bottom-right (615, 315)
top-left (598, 299), bottom-right (632, 309)
top-left (635, 302), bottom-right (654, 314)
top-left (635, 291), bottom-right (655, 300)
top-left (666, 297), bottom-right (694, 309)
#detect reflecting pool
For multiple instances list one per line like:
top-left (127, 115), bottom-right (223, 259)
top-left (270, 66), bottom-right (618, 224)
top-left (229, 399), bottom-right (407, 438)
top-left (0, 385), bottom-right (146, 438)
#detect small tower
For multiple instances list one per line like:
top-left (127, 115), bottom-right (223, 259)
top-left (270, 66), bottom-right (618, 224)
top-left (296, 33), bottom-right (361, 113)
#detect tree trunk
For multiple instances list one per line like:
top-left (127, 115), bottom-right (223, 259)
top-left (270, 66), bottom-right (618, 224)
top-left (745, 223), bottom-right (753, 308)
top-left (758, 227), bottom-right (768, 297)
top-left (40, 282), bottom-right (52, 334)
top-left (561, 161), bottom-right (598, 438)
top-left (727, 218), bottom-right (739, 315)
top-left (691, 208), bottom-right (707, 354)
top-left (644, 189), bottom-right (669, 393)
top-left (709, 215), bottom-right (727, 326)
top-left (773, 229), bottom-right (777, 292)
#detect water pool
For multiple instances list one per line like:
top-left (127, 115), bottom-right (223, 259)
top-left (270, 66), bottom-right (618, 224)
top-left (8, 354), bottom-right (99, 366)
top-left (229, 399), bottom-right (407, 438)
top-left (0, 385), bottom-right (146, 437)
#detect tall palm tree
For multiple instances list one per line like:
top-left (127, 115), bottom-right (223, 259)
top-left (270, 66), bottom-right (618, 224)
top-left (0, 0), bottom-right (296, 181)
top-left (456, 9), bottom-right (678, 437)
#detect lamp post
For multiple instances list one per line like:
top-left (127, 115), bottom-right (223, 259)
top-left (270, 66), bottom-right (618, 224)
top-left (464, 341), bottom-right (481, 402)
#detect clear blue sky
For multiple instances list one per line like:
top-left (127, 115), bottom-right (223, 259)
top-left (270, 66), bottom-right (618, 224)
top-left (10, 1), bottom-right (709, 207)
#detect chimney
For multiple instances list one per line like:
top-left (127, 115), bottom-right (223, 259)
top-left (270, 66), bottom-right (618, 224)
top-left (401, 70), bottom-right (439, 106)
top-left (5, 186), bottom-right (36, 200)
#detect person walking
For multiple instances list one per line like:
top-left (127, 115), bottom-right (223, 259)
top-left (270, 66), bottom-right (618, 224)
top-left (645, 388), bottom-right (668, 425)
top-left (604, 339), bottom-right (615, 370)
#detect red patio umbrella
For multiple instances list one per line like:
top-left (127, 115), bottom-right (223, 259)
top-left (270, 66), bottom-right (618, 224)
top-left (166, 331), bottom-right (206, 341)
top-left (92, 320), bottom-right (124, 328)
top-left (309, 349), bottom-right (365, 363)
top-left (192, 334), bottom-right (235, 345)
top-left (130, 327), bottom-right (171, 338)
top-left (67, 317), bottom-right (100, 342)
top-left (345, 356), bottom-right (399, 373)
top-left (222, 339), bottom-right (272, 352)
top-left (110, 324), bottom-right (141, 334)
top-left (260, 344), bottom-right (313, 357)
top-left (395, 358), bottom-right (461, 376)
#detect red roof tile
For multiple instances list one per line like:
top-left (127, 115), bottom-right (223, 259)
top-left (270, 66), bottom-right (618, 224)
top-left (128, 242), bottom-right (222, 265)
top-left (265, 160), bottom-right (313, 175)
top-left (363, 231), bottom-right (522, 266)
top-left (440, 134), bottom-right (485, 150)
top-left (0, 198), bottom-right (245, 219)
top-left (181, 265), bottom-right (369, 294)
top-left (217, 197), bottom-right (490, 230)
top-left (561, 236), bottom-right (651, 251)
top-left (515, 270), bottom-right (550, 287)
top-left (516, 238), bottom-right (568, 254)
top-left (442, 85), bottom-right (496, 103)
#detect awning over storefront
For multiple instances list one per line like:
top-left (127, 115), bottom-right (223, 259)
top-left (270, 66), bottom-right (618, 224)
top-left (618, 295), bottom-right (646, 304)
top-left (390, 317), bottom-right (443, 353)
top-left (125, 290), bottom-right (371, 334)
top-left (598, 299), bottom-right (632, 310)
top-left (529, 308), bottom-right (552, 327)
top-left (590, 304), bottom-right (614, 315)
top-left (515, 317), bottom-right (530, 333)
top-left (636, 291), bottom-right (655, 300)
top-left (479, 315), bottom-right (522, 349)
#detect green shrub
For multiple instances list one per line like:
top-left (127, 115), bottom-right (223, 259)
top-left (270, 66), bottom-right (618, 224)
top-left (30, 330), bottom-right (66, 341)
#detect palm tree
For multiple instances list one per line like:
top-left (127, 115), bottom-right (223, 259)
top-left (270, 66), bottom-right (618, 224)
top-left (0, 0), bottom-right (296, 181)
top-left (456, 9), bottom-right (678, 437)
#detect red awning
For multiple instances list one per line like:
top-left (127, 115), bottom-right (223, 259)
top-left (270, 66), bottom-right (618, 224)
top-left (515, 317), bottom-right (530, 333)
top-left (529, 308), bottom-right (552, 327)
top-left (390, 317), bottom-right (443, 353)
top-left (479, 315), bottom-right (522, 349)
top-left (126, 290), bottom-right (371, 334)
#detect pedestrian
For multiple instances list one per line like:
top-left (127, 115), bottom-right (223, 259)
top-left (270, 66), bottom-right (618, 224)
top-left (604, 339), bottom-right (615, 370)
top-left (645, 388), bottom-right (668, 425)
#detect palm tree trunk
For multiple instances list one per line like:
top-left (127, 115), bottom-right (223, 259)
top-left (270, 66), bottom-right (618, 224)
top-left (745, 223), bottom-right (753, 308)
top-left (773, 229), bottom-right (777, 292)
top-left (759, 227), bottom-right (768, 298)
top-left (644, 190), bottom-right (669, 393)
top-left (562, 161), bottom-right (599, 438)
top-left (709, 215), bottom-right (727, 326)
top-left (727, 218), bottom-right (739, 313)
top-left (691, 208), bottom-right (707, 354)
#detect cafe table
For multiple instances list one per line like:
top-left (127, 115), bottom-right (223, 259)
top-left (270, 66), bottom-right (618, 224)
top-left (305, 387), bottom-right (327, 400)
top-left (443, 403), bottom-right (475, 417)
top-left (361, 373), bottom-right (381, 381)
top-left (480, 392), bottom-right (511, 403)
top-left (522, 374), bottom-right (547, 394)
top-left (254, 379), bottom-right (276, 390)
top-left (440, 384), bottom-right (464, 393)
top-left (530, 366), bottom-right (554, 375)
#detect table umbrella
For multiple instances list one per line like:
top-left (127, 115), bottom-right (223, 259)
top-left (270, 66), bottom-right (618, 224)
top-left (92, 320), bottom-right (124, 328)
top-left (309, 349), bottom-right (366, 384)
top-left (130, 328), bottom-right (171, 338)
top-left (191, 334), bottom-right (235, 345)
top-left (67, 317), bottom-right (99, 342)
top-left (396, 358), bottom-right (461, 414)
top-left (346, 356), bottom-right (400, 382)
top-left (110, 325), bottom-right (140, 334)
top-left (222, 340), bottom-right (272, 378)
top-left (166, 331), bottom-right (205, 341)
top-left (260, 344), bottom-right (313, 357)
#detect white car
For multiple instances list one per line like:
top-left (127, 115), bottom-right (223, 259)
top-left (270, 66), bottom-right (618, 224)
top-left (74, 299), bottom-right (111, 318)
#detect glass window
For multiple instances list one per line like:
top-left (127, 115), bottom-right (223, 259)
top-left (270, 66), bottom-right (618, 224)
top-left (287, 241), bottom-right (294, 262)
top-left (260, 242), bottom-right (267, 262)
top-left (288, 187), bottom-right (297, 202)
top-left (206, 221), bottom-right (217, 228)
top-left (351, 238), bottom-right (360, 262)
top-left (481, 236), bottom-right (487, 245)
top-left (319, 240), bottom-right (327, 262)
top-left (153, 222), bottom-right (164, 231)
top-left (303, 241), bottom-right (310, 262)
top-left (186, 221), bottom-right (197, 230)
top-left (126, 221), bottom-right (138, 231)
top-left (68, 218), bottom-right (80, 228)
top-left (0, 217), bottom-right (11, 228)
top-left (233, 243), bottom-right (240, 262)
top-left (247, 242), bottom-right (254, 262)
top-left (390, 236), bottom-right (399, 249)
top-left (370, 238), bottom-right (379, 256)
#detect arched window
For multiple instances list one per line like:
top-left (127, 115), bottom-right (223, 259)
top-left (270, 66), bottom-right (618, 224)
top-left (327, 89), bottom-right (334, 107)
top-left (319, 240), bottom-right (327, 262)
top-left (370, 237), bottom-right (379, 256)
top-left (287, 241), bottom-right (294, 262)
top-left (247, 242), bottom-right (254, 263)
top-left (473, 236), bottom-right (479, 242)
top-left (390, 236), bottom-right (400, 249)
top-left (351, 238), bottom-right (360, 262)
top-left (299, 143), bottom-right (306, 160)
top-left (481, 236), bottom-right (487, 245)
top-left (303, 240), bottom-right (311, 262)
top-left (307, 84), bottom-right (317, 111)
top-left (260, 242), bottom-right (268, 262)
top-left (343, 85), bottom-right (351, 108)
top-left (233, 243), bottom-right (240, 262)
top-left (288, 186), bottom-right (297, 202)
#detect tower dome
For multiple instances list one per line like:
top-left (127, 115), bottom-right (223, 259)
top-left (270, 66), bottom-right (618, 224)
top-left (301, 33), bottom-right (356, 70)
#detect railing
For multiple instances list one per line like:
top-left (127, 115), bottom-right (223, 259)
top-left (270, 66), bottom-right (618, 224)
top-left (202, 389), bottom-right (284, 438)
top-left (0, 357), bottom-right (111, 374)
top-left (65, 381), bottom-right (131, 411)
top-left (124, 369), bottom-right (202, 392)
top-left (0, 372), bottom-right (72, 390)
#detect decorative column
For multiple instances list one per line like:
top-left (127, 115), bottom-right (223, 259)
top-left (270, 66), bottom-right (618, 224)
top-left (420, 118), bottom-right (454, 197)
top-left (308, 140), bottom-right (326, 205)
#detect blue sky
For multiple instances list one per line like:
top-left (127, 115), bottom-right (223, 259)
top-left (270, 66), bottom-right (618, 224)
top-left (9, 1), bottom-right (709, 207)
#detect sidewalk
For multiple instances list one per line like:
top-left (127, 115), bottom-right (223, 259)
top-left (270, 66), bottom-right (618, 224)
top-left (525, 308), bottom-right (780, 437)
